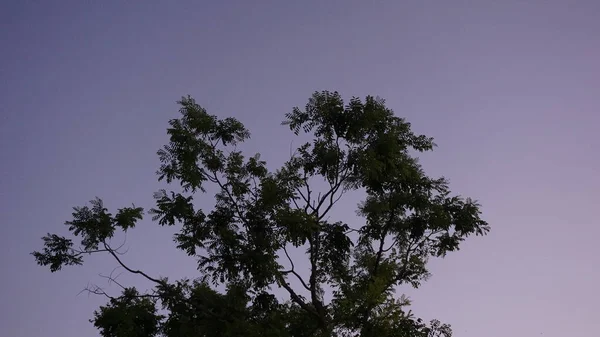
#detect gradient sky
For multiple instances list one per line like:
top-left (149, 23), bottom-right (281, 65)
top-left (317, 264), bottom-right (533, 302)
top-left (1, 1), bottom-right (599, 336)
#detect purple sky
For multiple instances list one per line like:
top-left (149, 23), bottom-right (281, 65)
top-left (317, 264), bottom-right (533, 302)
top-left (2, 1), bottom-right (599, 336)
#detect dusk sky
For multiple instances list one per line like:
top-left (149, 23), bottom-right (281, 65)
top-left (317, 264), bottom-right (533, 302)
top-left (1, 1), bottom-right (599, 336)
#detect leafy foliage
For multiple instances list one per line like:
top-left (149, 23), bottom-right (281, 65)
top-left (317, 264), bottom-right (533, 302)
top-left (92, 288), bottom-right (163, 337)
top-left (33, 92), bottom-right (489, 336)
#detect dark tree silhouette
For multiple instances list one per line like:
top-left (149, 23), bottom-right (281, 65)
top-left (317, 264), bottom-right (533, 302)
top-left (33, 91), bottom-right (489, 337)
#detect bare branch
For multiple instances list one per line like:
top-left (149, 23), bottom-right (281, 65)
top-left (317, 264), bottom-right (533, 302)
top-left (275, 273), bottom-right (321, 321)
top-left (99, 266), bottom-right (126, 290)
top-left (103, 241), bottom-right (163, 285)
top-left (315, 166), bottom-right (350, 221)
top-left (281, 245), bottom-right (311, 291)
top-left (317, 183), bottom-right (346, 221)
top-left (79, 283), bottom-right (114, 299)
top-left (344, 227), bottom-right (361, 235)
top-left (295, 176), bottom-right (315, 214)
top-left (382, 238), bottom-right (398, 253)
top-left (79, 282), bottom-right (161, 301)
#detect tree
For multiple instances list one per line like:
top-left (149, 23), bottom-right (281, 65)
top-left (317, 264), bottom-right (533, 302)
top-left (33, 91), bottom-right (489, 337)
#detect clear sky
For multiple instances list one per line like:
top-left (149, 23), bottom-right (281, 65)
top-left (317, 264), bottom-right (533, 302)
top-left (1, 1), bottom-right (599, 336)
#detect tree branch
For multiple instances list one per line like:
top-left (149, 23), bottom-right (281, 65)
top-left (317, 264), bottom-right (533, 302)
top-left (295, 175), bottom-right (315, 214)
top-left (281, 245), bottom-right (311, 292)
top-left (371, 209), bottom-right (395, 278)
top-left (275, 273), bottom-right (319, 318)
top-left (103, 241), bottom-right (163, 285)
top-left (307, 234), bottom-right (328, 330)
top-left (99, 266), bottom-right (126, 290)
top-left (205, 161), bottom-right (326, 325)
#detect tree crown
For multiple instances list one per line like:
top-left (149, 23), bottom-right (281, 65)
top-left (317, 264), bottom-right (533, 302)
top-left (33, 91), bottom-right (489, 337)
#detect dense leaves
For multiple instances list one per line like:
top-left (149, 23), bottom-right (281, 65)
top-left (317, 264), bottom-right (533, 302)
top-left (92, 288), bottom-right (163, 337)
top-left (33, 91), bottom-right (489, 336)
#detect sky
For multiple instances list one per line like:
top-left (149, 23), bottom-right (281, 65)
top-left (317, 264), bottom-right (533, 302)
top-left (1, 0), bottom-right (599, 336)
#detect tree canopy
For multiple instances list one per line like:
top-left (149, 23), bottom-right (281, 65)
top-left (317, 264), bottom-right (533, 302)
top-left (33, 91), bottom-right (489, 337)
